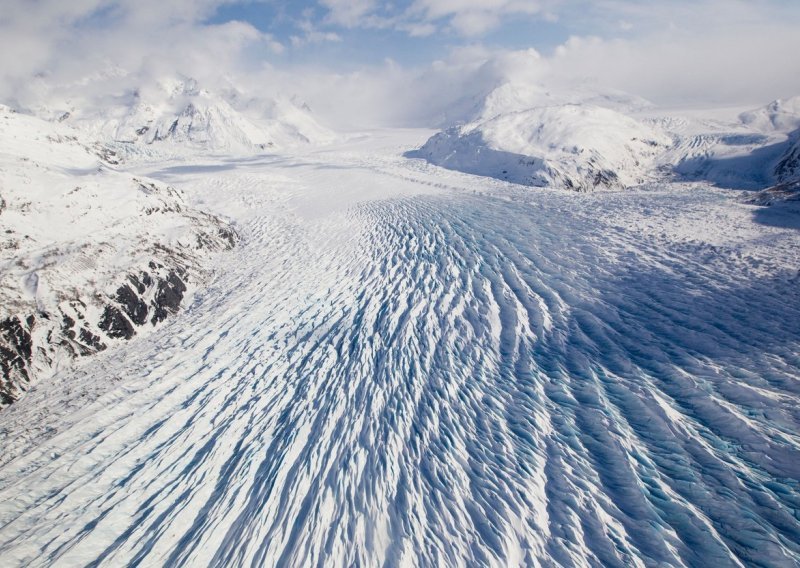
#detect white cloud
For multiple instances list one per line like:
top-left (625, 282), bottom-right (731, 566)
top-left (319, 0), bottom-right (380, 27)
top-left (290, 20), bottom-right (342, 47)
top-left (405, 0), bottom-right (552, 36)
top-left (314, 0), bottom-right (557, 37)
top-left (0, 0), bottom-right (798, 130)
top-left (0, 0), bottom-right (277, 108)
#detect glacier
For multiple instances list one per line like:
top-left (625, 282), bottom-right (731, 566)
top-left (0, 126), bottom-right (798, 567)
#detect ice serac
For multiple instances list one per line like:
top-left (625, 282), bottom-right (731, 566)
top-left (0, 106), bottom-right (237, 408)
top-left (410, 103), bottom-right (670, 191)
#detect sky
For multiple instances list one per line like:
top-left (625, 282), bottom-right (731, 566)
top-left (1, 0), bottom-right (799, 127)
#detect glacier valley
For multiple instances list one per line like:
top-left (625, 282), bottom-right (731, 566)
top-left (0, 124), bottom-right (799, 567)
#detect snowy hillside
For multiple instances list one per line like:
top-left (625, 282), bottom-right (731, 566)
top-left (473, 82), bottom-right (654, 124)
top-left (410, 103), bottom-right (671, 191)
top-left (739, 96), bottom-right (800, 133)
top-left (412, 86), bottom-right (800, 195)
top-left (0, 106), bottom-right (236, 407)
top-left (39, 77), bottom-right (335, 158)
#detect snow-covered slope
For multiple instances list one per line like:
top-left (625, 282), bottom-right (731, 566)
top-left (413, 86), bottom-right (800, 194)
top-left (410, 103), bottom-right (670, 191)
top-left (474, 82), bottom-right (654, 124)
top-left (0, 106), bottom-right (236, 407)
top-left (773, 130), bottom-right (800, 183)
top-left (664, 98), bottom-right (800, 192)
top-left (44, 77), bottom-right (335, 158)
top-left (739, 96), bottom-right (800, 133)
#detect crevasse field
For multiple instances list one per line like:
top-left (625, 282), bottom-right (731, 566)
top-left (0, 130), bottom-right (798, 567)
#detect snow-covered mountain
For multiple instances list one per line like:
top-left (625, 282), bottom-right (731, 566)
top-left (739, 96), bottom-right (800, 133)
top-left (773, 130), bottom-right (800, 182)
top-left (730, 98), bottom-right (800, 202)
top-left (33, 76), bottom-right (335, 158)
top-left (412, 85), bottom-right (800, 196)
top-left (410, 102), bottom-right (670, 191)
top-left (0, 105), bottom-right (236, 407)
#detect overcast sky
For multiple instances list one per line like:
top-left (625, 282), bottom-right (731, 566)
top-left (1, 0), bottom-right (799, 127)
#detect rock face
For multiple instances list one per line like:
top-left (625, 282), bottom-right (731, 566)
top-left (0, 235), bottom-right (237, 408)
top-left (0, 106), bottom-right (238, 408)
top-left (774, 132), bottom-right (800, 183)
top-left (0, 317), bottom-right (33, 406)
top-left (0, 234), bottom-right (236, 408)
top-left (741, 180), bottom-right (800, 206)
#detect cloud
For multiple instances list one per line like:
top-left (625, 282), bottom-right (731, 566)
top-left (0, 0), bottom-right (273, 106)
top-left (284, 0), bottom-right (800, 128)
top-left (290, 19), bottom-right (342, 47)
top-left (319, 0), bottom-right (380, 27)
top-left (0, 0), bottom-right (798, 130)
top-left (314, 0), bottom-right (557, 37)
top-left (405, 0), bottom-right (552, 36)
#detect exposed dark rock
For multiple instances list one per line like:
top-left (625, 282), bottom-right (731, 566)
top-left (0, 316), bottom-right (34, 403)
top-left (128, 274), bottom-right (147, 295)
top-left (98, 305), bottom-right (136, 340)
top-left (62, 313), bottom-right (76, 340)
top-left (94, 145), bottom-right (121, 165)
top-left (116, 284), bottom-right (149, 325)
top-left (218, 227), bottom-right (237, 249)
top-left (151, 271), bottom-right (187, 324)
top-left (742, 179), bottom-right (800, 206)
top-left (593, 169), bottom-right (619, 188)
top-left (79, 328), bottom-right (106, 352)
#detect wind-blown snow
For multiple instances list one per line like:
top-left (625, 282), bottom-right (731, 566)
top-left (0, 131), bottom-right (798, 567)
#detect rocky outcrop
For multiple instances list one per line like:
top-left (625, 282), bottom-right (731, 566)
top-left (0, 103), bottom-right (242, 409)
top-left (742, 180), bottom-right (800, 206)
top-left (774, 133), bottom-right (800, 183)
top-left (0, 237), bottom-right (236, 408)
top-left (0, 316), bottom-right (33, 406)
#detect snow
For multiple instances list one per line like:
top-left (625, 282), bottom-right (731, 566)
top-left (411, 104), bottom-right (669, 191)
top-left (739, 96), bottom-right (800, 133)
top-left (37, 76), bottom-right (336, 158)
top-left (0, 125), bottom-right (799, 566)
top-left (0, 105), bottom-right (235, 404)
top-left (412, 84), bottom-right (800, 195)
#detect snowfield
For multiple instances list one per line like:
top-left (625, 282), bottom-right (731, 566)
top-left (0, 126), bottom-right (799, 566)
